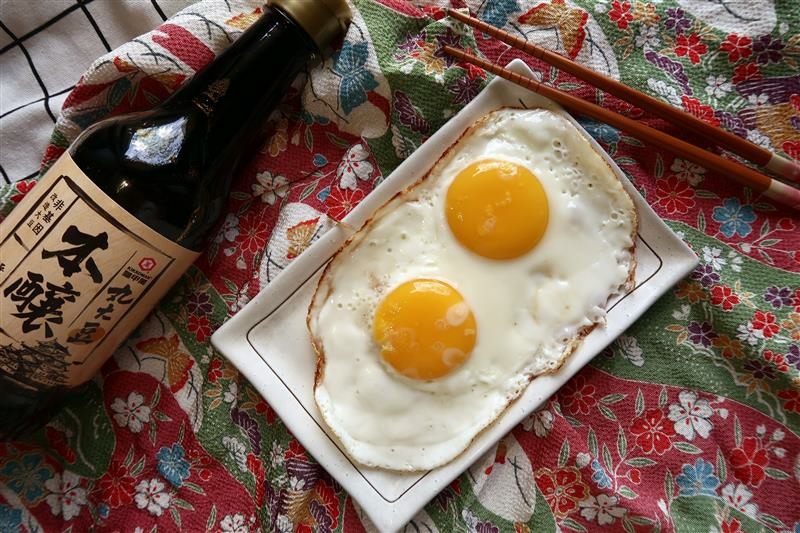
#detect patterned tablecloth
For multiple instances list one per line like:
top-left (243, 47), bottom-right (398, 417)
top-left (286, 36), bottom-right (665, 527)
top-left (1, 0), bottom-right (799, 531)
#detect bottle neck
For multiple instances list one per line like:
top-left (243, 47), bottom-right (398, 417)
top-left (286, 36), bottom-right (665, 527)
top-left (165, 6), bottom-right (319, 151)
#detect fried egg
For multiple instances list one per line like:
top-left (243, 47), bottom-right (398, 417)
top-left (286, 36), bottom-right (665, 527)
top-left (308, 108), bottom-right (637, 471)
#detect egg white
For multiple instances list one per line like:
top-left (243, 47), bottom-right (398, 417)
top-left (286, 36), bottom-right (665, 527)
top-left (309, 108), bottom-right (636, 471)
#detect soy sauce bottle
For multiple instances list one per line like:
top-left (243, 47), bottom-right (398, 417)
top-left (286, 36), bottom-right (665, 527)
top-left (0, 0), bottom-right (351, 439)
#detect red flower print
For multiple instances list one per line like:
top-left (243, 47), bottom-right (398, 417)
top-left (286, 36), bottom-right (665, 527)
top-left (10, 180), bottom-right (36, 203)
top-left (729, 436), bottom-right (769, 486)
top-left (776, 217), bottom-right (795, 231)
top-left (675, 33), bottom-right (708, 64)
top-left (732, 62), bottom-right (761, 84)
top-left (762, 350), bottom-right (789, 373)
top-left (207, 358), bottom-right (223, 383)
top-left (422, 6), bottom-right (446, 20)
top-left (782, 140), bottom-right (800, 161)
top-left (710, 285), bottom-right (739, 311)
top-left (628, 468), bottom-right (641, 484)
top-left (681, 96), bottom-right (720, 127)
top-left (719, 34), bottom-right (752, 62)
top-left (794, 288), bottom-right (800, 313)
top-left (722, 518), bottom-right (743, 533)
top-left (459, 59), bottom-right (487, 81)
top-left (254, 399), bottom-right (276, 424)
top-left (655, 176), bottom-right (696, 214)
top-left (778, 389), bottom-right (800, 413)
top-left (98, 462), bottom-right (136, 508)
top-left (535, 467), bottom-right (589, 518)
top-left (630, 408), bottom-right (676, 454)
top-left (236, 212), bottom-right (270, 254)
top-left (560, 375), bottom-right (597, 415)
top-left (186, 448), bottom-right (213, 481)
top-left (751, 310), bottom-right (779, 338)
top-left (616, 100), bottom-right (644, 119)
top-left (285, 439), bottom-right (308, 461)
top-left (608, 0), bottom-right (633, 29)
top-left (791, 93), bottom-right (800, 112)
top-left (326, 186), bottom-right (365, 221)
top-left (188, 314), bottom-right (211, 342)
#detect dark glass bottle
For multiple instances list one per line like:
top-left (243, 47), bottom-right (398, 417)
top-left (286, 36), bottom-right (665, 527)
top-left (0, 0), bottom-right (350, 439)
top-left (73, 4), bottom-right (325, 250)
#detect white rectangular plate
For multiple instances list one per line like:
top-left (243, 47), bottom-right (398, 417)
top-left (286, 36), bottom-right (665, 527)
top-left (211, 59), bottom-right (698, 533)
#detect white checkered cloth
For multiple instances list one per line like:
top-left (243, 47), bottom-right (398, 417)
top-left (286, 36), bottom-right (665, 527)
top-left (0, 0), bottom-right (194, 184)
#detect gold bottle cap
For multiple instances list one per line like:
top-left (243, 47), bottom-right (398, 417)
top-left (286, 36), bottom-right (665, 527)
top-left (269, 0), bottom-right (352, 53)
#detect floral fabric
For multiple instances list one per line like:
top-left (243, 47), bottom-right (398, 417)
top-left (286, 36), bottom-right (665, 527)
top-left (1, 0), bottom-right (798, 532)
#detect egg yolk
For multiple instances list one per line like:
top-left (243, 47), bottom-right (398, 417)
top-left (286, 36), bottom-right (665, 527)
top-left (445, 159), bottom-right (548, 259)
top-left (372, 279), bottom-right (477, 380)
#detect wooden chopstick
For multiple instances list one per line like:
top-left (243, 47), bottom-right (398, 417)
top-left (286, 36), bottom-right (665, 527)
top-left (447, 9), bottom-right (800, 184)
top-left (442, 46), bottom-right (800, 211)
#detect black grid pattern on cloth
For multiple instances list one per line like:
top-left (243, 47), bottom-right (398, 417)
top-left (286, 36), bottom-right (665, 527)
top-left (0, 0), bottom-right (193, 184)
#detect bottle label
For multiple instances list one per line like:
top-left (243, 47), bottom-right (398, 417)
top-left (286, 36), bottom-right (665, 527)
top-left (0, 153), bottom-right (200, 390)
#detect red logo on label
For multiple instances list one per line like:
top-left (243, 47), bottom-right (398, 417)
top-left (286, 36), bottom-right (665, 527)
top-left (138, 258), bottom-right (156, 271)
